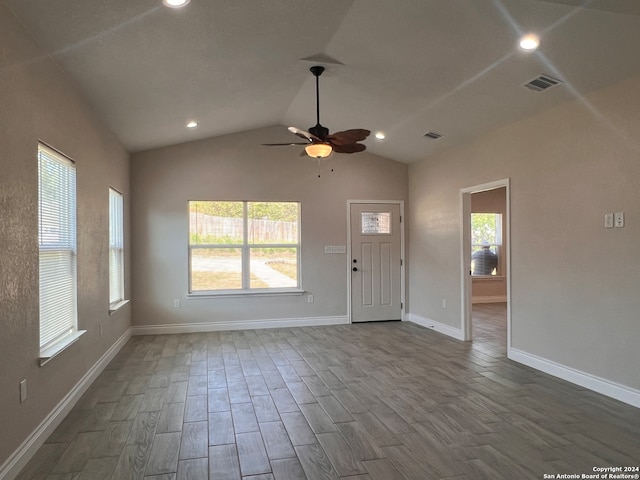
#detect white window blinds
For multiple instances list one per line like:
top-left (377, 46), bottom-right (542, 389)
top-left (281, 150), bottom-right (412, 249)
top-left (109, 188), bottom-right (124, 305)
top-left (38, 143), bottom-right (77, 351)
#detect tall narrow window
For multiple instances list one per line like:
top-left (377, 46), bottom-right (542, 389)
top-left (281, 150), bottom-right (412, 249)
top-left (38, 143), bottom-right (78, 353)
top-left (109, 188), bottom-right (124, 307)
top-left (189, 201), bottom-right (300, 293)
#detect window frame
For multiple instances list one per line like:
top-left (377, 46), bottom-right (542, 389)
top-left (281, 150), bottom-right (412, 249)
top-left (38, 142), bottom-right (85, 364)
top-left (109, 187), bottom-right (127, 312)
top-left (188, 201), bottom-right (302, 296)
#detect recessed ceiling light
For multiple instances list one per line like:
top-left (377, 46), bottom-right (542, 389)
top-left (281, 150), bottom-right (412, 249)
top-left (375, 132), bottom-right (386, 140)
top-left (163, 0), bottom-right (190, 8)
top-left (186, 120), bottom-right (198, 129)
top-left (519, 34), bottom-right (540, 51)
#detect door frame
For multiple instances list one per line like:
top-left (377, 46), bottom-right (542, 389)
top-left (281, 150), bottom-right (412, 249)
top-left (460, 179), bottom-right (511, 350)
top-left (347, 200), bottom-right (405, 324)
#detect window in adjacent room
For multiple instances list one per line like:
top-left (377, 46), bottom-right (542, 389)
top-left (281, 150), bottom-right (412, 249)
top-left (189, 201), bottom-right (300, 293)
top-left (38, 143), bottom-right (83, 360)
top-left (471, 212), bottom-right (502, 276)
top-left (109, 187), bottom-right (125, 309)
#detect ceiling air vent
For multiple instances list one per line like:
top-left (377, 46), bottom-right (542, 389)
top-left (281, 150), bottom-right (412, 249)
top-left (424, 131), bottom-right (442, 140)
top-left (523, 74), bottom-right (562, 92)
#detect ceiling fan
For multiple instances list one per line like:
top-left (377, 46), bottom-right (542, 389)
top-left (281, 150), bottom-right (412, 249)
top-left (263, 66), bottom-right (370, 158)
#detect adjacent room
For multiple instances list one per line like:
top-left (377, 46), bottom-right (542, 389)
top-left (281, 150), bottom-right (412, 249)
top-left (1, 1), bottom-right (639, 479)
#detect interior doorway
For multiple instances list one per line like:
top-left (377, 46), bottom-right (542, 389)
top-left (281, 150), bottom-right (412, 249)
top-left (460, 179), bottom-right (511, 353)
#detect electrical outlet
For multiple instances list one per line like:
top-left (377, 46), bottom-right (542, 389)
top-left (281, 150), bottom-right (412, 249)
top-left (614, 212), bottom-right (624, 228)
top-left (307, 294), bottom-right (314, 303)
top-left (441, 299), bottom-right (447, 308)
top-left (174, 299), bottom-right (181, 308)
top-left (99, 324), bottom-right (103, 337)
top-left (20, 379), bottom-right (27, 403)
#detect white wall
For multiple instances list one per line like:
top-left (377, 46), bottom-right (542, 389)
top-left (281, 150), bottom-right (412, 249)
top-left (408, 74), bottom-right (640, 392)
top-left (0, 5), bottom-right (130, 473)
top-left (130, 127), bottom-right (408, 330)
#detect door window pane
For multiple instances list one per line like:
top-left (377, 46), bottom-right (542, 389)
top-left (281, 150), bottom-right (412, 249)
top-left (361, 212), bottom-right (391, 234)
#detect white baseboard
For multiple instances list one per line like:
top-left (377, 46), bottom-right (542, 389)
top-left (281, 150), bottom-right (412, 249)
top-left (0, 328), bottom-right (133, 480)
top-left (509, 348), bottom-right (640, 409)
top-left (131, 315), bottom-right (350, 335)
top-left (472, 295), bottom-right (507, 304)
top-left (405, 313), bottom-right (465, 341)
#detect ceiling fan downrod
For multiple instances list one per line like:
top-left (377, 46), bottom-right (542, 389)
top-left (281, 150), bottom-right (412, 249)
top-left (309, 66), bottom-right (329, 139)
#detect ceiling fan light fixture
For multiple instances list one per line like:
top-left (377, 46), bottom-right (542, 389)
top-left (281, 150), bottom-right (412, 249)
top-left (305, 143), bottom-right (333, 159)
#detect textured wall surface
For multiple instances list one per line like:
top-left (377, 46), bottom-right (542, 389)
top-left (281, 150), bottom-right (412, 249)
top-left (130, 126), bottom-right (408, 327)
top-left (0, 5), bottom-right (130, 467)
top-left (408, 73), bottom-right (640, 390)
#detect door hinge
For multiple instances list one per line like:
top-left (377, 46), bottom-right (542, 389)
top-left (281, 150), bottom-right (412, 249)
top-left (400, 259), bottom-right (403, 266)
top-left (401, 302), bottom-right (403, 309)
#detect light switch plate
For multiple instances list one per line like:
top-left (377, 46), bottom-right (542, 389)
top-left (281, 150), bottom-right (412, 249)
top-left (604, 213), bottom-right (614, 228)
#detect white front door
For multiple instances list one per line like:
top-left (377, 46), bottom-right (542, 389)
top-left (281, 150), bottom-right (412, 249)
top-left (350, 203), bottom-right (402, 322)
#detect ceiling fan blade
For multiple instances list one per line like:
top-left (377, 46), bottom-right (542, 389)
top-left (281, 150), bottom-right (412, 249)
top-left (262, 142), bottom-right (310, 146)
top-left (332, 143), bottom-right (367, 154)
top-left (288, 126), bottom-right (320, 142)
top-left (326, 129), bottom-right (371, 145)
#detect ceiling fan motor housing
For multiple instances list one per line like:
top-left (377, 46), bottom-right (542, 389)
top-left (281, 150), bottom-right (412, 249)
top-left (309, 124), bottom-right (329, 139)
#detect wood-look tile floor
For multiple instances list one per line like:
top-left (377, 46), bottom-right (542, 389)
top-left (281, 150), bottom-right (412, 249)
top-left (17, 304), bottom-right (640, 479)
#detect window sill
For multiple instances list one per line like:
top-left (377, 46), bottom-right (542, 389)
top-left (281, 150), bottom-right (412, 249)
top-left (472, 275), bottom-right (505, 282)
top-left (187, 289), bottom-right (305, 299)
top-left (39, 330), bottom-right (87, 366)
top-left (109, 299), bottom-right (130, 316)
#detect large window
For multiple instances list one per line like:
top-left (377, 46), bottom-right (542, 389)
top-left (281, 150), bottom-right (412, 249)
top-left (109, 188), bottom-right (124, 307)
top-left (38, 143), bottom-right (78, 353)
top-left (471, 212), bottom-right (502, 276)
top-left (189, 201), bottom-right (300, 293)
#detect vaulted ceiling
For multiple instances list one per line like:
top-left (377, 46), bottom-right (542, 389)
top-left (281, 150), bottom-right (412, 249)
top-left (5, 0), bottom-right (640, 163)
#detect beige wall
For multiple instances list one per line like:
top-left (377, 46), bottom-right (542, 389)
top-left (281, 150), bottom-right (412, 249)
top-left (130, 127), bottom-right (408, 328)
top-left (0, 5), bottom-right (130, 468)
top-left (408, 74), bottom-right (640, 390)
top-left (471, 187), bottom-right (507, 301)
